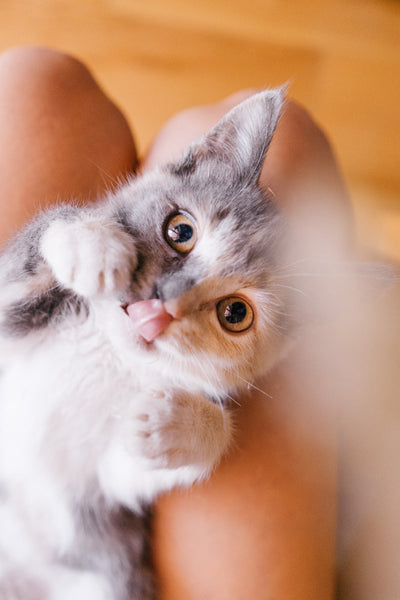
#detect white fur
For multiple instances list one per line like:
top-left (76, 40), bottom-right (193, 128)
top-left (0, 88), bottom-right (286, 599)
top-left (0, 221), bottom-right (232, 582)
top-left (40, 216), bottom-right (137, 297)
top-left (0, 328), bottom-right (230, 593)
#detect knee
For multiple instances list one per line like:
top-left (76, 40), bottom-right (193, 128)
top-left (0, 46), bottom-right (136, 185)
top-left (0, 46), bottom-right (98, 107)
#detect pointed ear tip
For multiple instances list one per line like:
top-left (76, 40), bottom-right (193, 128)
top-left (263, 82), bottom-right (289, 103)
top-left (250, 86), bottom-right (287, 112)
top-left (268, 84), bottom-right (288, 103)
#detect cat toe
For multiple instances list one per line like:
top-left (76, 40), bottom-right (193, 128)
top-left (40, 218), bottom-right (137, 298)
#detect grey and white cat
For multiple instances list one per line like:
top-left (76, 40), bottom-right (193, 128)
top-left (0, 89), bottom-right (288, 599)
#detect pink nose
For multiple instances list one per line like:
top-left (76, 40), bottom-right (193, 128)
top-left (126, 299), bottom-right (173, 342)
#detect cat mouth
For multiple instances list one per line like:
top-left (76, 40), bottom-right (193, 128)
top-left (123, 299), bottom-right (174, 343)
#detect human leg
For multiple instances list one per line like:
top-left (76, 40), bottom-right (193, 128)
top-left (0, 46), bottom-right (136, 245)
top-left (143, 92), bottom-right (349, 599)
top-left (0, 50), bottom-right (343, 599)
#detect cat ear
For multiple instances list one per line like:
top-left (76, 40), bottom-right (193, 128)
top-left (172, 87), bottom-right (285, 183)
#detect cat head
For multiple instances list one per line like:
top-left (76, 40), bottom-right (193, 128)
top-left (105, 89), bottom-right (291, 397)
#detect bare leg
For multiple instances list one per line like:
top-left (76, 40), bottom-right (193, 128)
top-left (143, 92), bottom-right (350, 599)
top-left (0, 51), bottom-right (344, 600)
top-left (0, 46), bottom-right (137, 245)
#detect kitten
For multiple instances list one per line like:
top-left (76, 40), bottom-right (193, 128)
top-left (0, 89), bottom-right (287, 599)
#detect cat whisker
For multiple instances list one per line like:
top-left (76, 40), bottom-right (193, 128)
top-left (274, 283), bottom-right (309, 298)
top-left (87, 158), bottom-right (125, 191)
top-left (277, 272), bottom-right (322, 279)
top-left (235, 375), bottom-right (273, 400)
top-left (276, 272), bottom-right (337, 280)
top-left (191, 348), bottom-right (232, 417)
top-left (158, 196), bottom-right (178, 211)
top-left (223, 393), bottom-right (241, 407)
top-left (276, 257), bottom-right (340, 274)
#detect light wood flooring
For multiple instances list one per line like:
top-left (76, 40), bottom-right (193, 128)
top-left (0, 0), bottom-right (399, 257)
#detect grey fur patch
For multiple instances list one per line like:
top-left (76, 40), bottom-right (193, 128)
top-left (3, 288), bottom-right (86, 337)
top-left (156, 254), bottom-right (204, 302)
top-left (169, 149), bottom-right (197, 177)
top-left (67, 500), bottom-right (155, 600)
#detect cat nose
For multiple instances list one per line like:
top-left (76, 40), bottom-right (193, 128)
top-left (156, 274), bottom-right (196, 303)
top-left (163, 298), bottom-right (184, 319)
top-left (126, 299), bottom-right (173, 342)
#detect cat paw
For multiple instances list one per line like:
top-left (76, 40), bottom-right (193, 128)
top-left (128, 390), bottom-right (232, 471)
top-left (40, 217), bottom-right (137, 297)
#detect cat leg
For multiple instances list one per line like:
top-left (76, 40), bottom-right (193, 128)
top-left (111, 390), bottom-right (233, 474)
top-left (131, 390), bottom-right (233, 472)
top-left (97, 391), bottom-right (232, 507)
top-left (0, 208), bottom-right (137, 343)
top-left (40, 215), bottom-right (137, 298)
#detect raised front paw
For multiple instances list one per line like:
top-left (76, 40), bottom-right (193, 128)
top-left (40, 217), bottom-right (137, 297)
top-left (128, 390), bottom-right (232, 471)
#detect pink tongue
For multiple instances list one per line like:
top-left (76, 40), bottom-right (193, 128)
top-left (126, 299), bottom-right (173, 342)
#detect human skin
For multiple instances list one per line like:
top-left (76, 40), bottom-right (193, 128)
top-left (0, 46), bottom-right (349, 599)
top-left (0, 46), bottom-right (137, 245)
top-left (144, 93), bottom-right (350, 600)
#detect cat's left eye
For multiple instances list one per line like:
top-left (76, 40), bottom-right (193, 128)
top-left (216, 297), bottom-right (254, 333)
top-left (165, 212), bottom-right (197, 254)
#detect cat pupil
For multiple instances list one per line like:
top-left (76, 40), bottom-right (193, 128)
top-left (224, 301), bottom-right (247, 324)
top-left (168, 223), bottom-right (193, 243)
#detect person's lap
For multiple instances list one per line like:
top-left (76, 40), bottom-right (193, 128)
top-left (0, 46), bottom-right (342, 599)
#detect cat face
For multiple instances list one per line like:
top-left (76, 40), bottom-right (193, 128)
top-left (102, 89), bottom-right (289, 396)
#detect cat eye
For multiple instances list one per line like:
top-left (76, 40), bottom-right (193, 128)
top-left (216, 297), bottom-right (254, 333)
top-left (165, 212), bottom-right (197, 254)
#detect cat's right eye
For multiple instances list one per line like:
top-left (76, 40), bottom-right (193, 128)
top-left (164, 212), bottom-right (197, 254)
top-left (216, 296), bottom-right (254, 333)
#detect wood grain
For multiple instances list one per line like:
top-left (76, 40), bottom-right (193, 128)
top-left (0, 0), bottom-right (399, 256)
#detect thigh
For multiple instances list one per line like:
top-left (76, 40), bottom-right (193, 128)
top-left (0, 47), bottom-right (137, 245)
top-left (144, 91), bottom-right (345, 600)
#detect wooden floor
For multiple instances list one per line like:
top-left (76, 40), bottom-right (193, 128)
top-left (0, 0), bottom-right (399, 257)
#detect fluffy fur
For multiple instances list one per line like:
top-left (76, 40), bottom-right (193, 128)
top-left (0, 89), bottom-right (288, 599)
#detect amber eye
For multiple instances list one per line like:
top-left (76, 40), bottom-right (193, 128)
top-left (216, 297), bottom-right (254, 332)
top-left (165, 212), bottom-right (197, 253)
